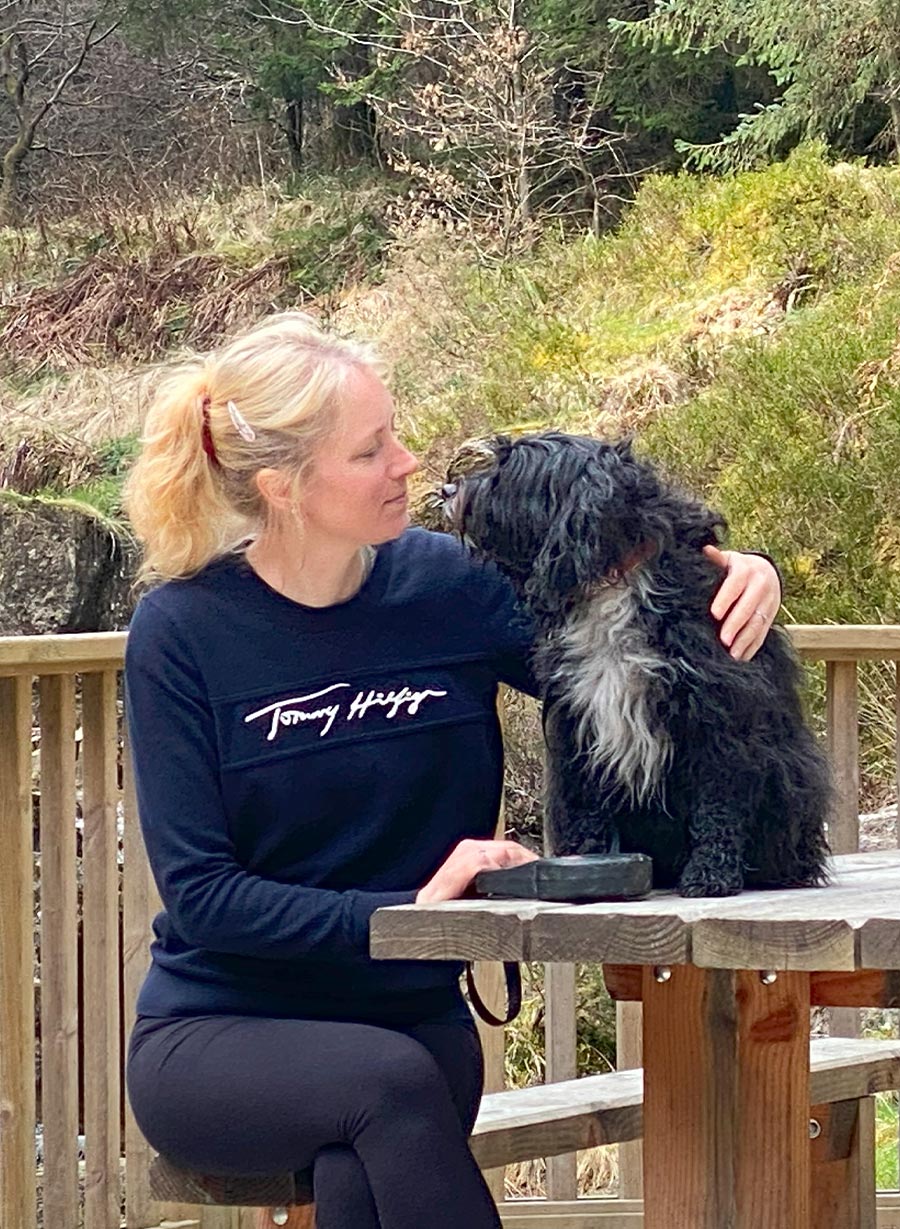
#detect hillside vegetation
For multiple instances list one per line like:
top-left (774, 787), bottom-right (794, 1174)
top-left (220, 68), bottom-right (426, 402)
top-left (2, 143), bottom-right (898, 799)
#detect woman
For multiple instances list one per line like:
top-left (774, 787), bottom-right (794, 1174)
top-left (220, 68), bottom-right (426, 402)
top-left (123, 311), bottom-right (780, 1229)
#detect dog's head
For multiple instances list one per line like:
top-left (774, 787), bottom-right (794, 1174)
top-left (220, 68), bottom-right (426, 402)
top-left (442, 432), bottom-right (724, 616)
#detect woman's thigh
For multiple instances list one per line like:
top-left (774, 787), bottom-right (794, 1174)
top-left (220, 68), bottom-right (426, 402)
top-left (403, 1017), bottom-right (484, 1136)
top-left (127, 1013), bottom-right (483, 1175)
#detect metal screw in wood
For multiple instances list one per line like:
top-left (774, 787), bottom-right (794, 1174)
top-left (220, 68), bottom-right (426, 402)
top-left (271, 1208), bottom-right (289, 1226)
top-left (809, 1119), bottom-right (822, 1140)
top-left (653, 966), bottom-right (672, 983)
top-left (760, 970), bottom-right (778, 985)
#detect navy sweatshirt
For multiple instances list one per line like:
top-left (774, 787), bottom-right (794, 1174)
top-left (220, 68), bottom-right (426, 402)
top-left (125, 528), bottom-right (538, 1025)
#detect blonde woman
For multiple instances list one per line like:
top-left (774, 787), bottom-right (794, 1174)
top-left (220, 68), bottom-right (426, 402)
top-left (123, 312), bottom-right (781, 1229)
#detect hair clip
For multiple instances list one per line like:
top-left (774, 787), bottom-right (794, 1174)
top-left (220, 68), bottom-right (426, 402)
top-left (227, 399), bottom-right (257, 442)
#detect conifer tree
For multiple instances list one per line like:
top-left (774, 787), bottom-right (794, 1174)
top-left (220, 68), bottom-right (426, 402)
top-left (615, 0), bottom-right (900, 167)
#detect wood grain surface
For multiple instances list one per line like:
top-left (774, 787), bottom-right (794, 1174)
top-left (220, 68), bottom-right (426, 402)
top-left (371, 851), bottom-right (900, 973)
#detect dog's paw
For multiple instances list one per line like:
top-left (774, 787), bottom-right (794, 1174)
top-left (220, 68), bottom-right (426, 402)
top-left (677, 861), bottom-right (743, 898)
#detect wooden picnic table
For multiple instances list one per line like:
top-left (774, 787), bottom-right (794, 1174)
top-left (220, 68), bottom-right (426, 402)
top-left (370, 849), bottom-right (900, 1229)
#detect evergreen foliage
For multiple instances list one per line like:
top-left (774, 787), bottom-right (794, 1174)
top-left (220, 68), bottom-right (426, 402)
top-left (615, 0), bottom-right (900, 169)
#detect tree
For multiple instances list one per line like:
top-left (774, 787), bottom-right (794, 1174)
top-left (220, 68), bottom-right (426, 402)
top-left (0, 1), bottom-right (119, 224)
top-left (270, 0), bottom-right (633, 245)
top-left (614, 0), bottom-right (900, 168)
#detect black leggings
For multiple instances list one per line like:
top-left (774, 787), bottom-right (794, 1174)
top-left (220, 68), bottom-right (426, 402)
top-left (127, 1012), bottom-right (501, 1229)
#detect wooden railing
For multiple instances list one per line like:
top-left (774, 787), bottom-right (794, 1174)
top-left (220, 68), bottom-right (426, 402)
top-left (1, 627), bottom-right (898, 1229)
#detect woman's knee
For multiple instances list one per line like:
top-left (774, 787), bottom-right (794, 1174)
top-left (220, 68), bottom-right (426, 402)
top-left (347, 1032), bottom-right (452, 1128)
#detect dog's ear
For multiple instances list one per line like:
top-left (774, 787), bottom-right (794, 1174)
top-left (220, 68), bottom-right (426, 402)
top-left (648, 474), bottom-right (728, 550)
top-left (524, 459), bottom-right (621, 609)
top-left (605, 441), bottom-right (726, 554)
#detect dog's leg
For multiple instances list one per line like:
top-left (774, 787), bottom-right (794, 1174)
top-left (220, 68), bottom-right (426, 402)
top-left (543, 700), bottom-right (621, 856)
top-left (676, 791), bottom-right (747, 898)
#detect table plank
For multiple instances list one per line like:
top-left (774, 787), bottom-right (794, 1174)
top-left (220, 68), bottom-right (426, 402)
top-left (370, 852), bottom-right (900, 973)
top-left (370, 898), bottom-right (563, 961)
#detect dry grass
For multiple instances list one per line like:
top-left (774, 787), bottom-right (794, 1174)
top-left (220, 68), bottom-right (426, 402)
top-left (0, 365), bottom-right (150, 497)
top-left (0, 428), bottom-right (102, 495)
top-left (0, 365), bottom-right (148, 442)
top-left (595, 358), bottom-right (694, 434)
top-left (1, 252), bottom-right (288, 373)
top-left (506, 1146), bottom-right (618, 1198)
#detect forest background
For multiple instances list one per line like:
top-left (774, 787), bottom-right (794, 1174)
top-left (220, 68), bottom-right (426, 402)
top-left (5, 0), bottom-right (900, 1196)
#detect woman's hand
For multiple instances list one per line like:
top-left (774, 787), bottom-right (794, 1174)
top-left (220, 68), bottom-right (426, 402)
top-left (416, 838), bottom-right (541, 905)
top-left (704, 546), bottom-right (782, 662)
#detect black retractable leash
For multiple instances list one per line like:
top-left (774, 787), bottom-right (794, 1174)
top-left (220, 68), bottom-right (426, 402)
top-left (465, 853), bottom-right (653, 1026)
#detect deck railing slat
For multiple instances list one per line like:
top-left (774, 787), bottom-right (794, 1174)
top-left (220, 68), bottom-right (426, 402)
top-left (826, 660), bottom-right (861, 857)
top-left (39, 674), bottom-right (80, 1229)
top-left (615, 1001), bottom-right (644, 1197)
top-left (81, 671), bottom-right (122, 1229)
top-left (895, 663), bottom-right (900, 849)
top-left (122, 719), bottom-right (159, 1229)
top-left (0, 675), bottom-right (37, 1229)
top-left (825, 663), bottom-right (862, 1042)
top-left (545, 962), bottom-right (578, 1200)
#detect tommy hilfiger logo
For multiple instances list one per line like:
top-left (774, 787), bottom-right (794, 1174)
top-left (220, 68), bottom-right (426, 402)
top-left (244, 682), bottom-right (449, 743)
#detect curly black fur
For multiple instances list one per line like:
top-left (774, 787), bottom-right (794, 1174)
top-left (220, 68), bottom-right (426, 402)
top-left (446, 432), bottom-right (832, 897)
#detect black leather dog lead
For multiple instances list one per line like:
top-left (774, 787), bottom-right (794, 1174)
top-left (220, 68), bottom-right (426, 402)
top-left (465, 961), bottom-right (522, 1026)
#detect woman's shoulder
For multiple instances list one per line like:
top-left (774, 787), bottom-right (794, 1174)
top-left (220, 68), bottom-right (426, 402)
top-left (388, 527), bottom-right (496, 589)
top-left (387, 527), bottom-right (521, 612)
top-left (391, 526), bottom-right (468, 564)
top-left (127, 557), bottom-right (240, 641)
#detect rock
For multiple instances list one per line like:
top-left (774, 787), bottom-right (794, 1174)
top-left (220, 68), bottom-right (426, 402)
top-left (0, 496), bottom-right (138, 634)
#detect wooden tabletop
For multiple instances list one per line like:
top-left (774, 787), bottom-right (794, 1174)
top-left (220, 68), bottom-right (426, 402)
top-left (370, 849), bottom-right (900, 972)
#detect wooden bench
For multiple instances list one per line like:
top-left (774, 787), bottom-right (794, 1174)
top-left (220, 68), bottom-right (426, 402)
top-left (148, 1035), bottom-right (900, 1224)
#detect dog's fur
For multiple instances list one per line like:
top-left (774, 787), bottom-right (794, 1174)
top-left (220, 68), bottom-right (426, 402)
top-left (445, 432), bottom-right (831, 897)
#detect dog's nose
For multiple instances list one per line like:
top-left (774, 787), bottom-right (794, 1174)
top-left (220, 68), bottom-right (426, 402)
top-left (441, 483), bottom-right (458, 499)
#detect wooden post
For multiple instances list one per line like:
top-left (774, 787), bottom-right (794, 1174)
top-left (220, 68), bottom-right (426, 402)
top-left (473, 962), bottom-right (508, 1203)
top-left (0, 675), bottom-right (36, 1229)
top-left (472, 689), bottom-right (513, 1205)
top-left (81, 671), bottom-right (122, 1229)
top-left (616, 1000), bottom-right (643, 1197)
top-left (826, 659), bottom-right (860, 856)
top-left (895, 662), bottom-right (900, 848)
top-left (544, 962), bottom-right (577, 1200)
top-left (122, 719), bottom-right (160, 1229)
top-left (40, 675), bottom-right (80, 1229)
top-left (642, 965), bottom-right (810, 1229)
top-left (826, 660), bottom-right (860, 1041)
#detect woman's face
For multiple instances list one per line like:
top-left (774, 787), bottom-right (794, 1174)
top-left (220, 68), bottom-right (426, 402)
top-left (297, 366), bottom-right (419, 549)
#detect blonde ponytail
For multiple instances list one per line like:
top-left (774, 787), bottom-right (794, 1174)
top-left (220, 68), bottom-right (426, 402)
top-left (124, 312), bottom-right (387, 584)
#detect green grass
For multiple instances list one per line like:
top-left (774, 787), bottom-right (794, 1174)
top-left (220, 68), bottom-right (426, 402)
top-left (31, 434), bottom-right (140, 521)
top-left (877, 1094), bottom-right (900, 1191)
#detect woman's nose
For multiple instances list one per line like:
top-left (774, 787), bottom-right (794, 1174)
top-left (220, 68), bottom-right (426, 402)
top-left (441, 483), bottom-right (457, 499)
top-left (393, 443), bottom-right (419, 477)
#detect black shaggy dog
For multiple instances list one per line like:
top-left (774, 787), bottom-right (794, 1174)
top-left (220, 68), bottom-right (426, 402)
top-left (444, 432), bottom-right (832, 897)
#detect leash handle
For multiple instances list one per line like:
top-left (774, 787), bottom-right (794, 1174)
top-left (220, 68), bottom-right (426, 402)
top-left (466, 961), bottom-right (522, 1026)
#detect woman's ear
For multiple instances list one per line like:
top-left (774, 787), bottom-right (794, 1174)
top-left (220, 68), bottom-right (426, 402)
top-left (254, 467), bottom-right (295, 514)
